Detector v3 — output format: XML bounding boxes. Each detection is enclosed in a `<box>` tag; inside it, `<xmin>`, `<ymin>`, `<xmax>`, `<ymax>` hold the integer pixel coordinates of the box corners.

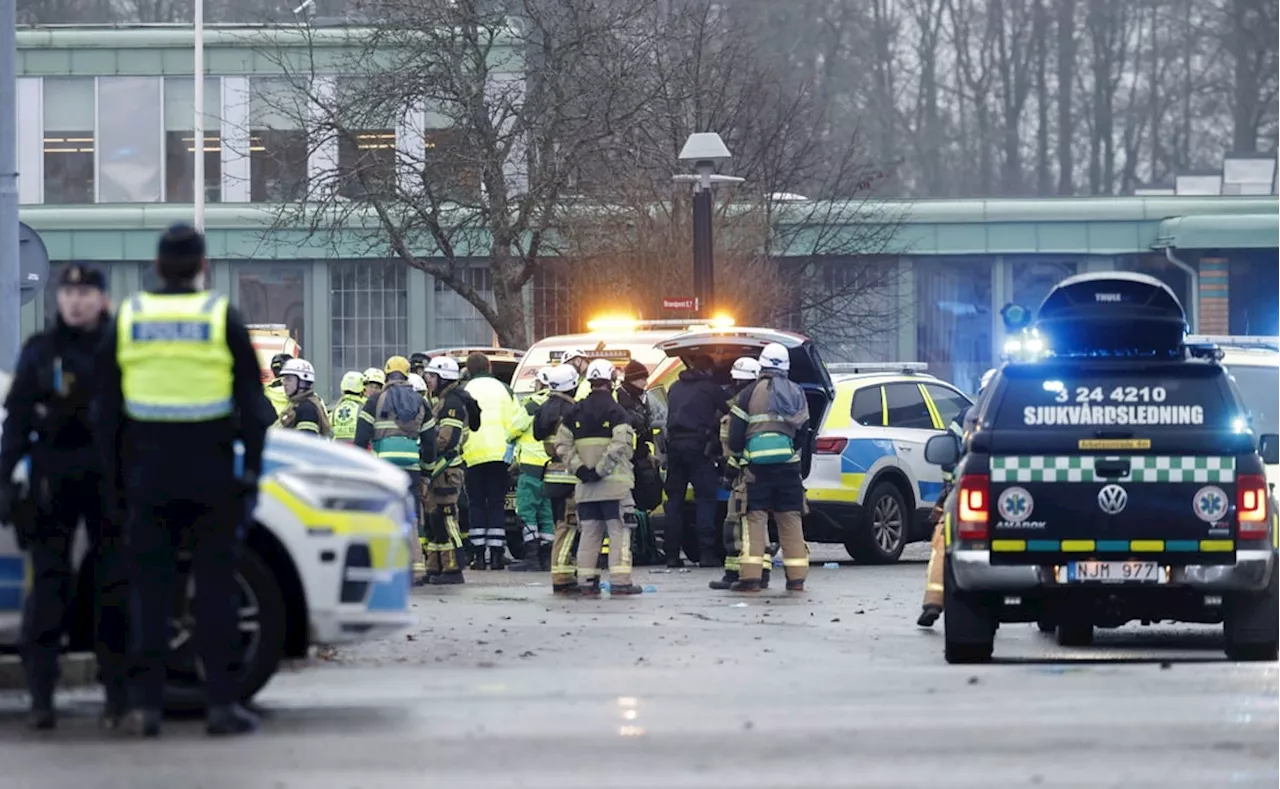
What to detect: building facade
<box><xmin>14</xmin><ymin>26</ymin><xmax>1279</xmax><ymax>397</ymax></box>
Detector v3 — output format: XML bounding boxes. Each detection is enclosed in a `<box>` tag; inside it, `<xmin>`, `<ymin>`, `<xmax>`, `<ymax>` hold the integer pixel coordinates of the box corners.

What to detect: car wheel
<box><xmin>1056</xmin><ymin>624</ymin><xmax>1094</xmax><ymax>647</ymax></box>
<box><xmin>845</xmin><ymin>482</ymin><xmax>907</xmax><ymax>564</ymax></box>
<box><xmin>943</xmin><ymin>557</ymin><xmax>994</xmax><ymax>664</ymax></box>
<box><xmin>163</xmin><ymin>546</ymin><xmax>287</xmax><ymax>712</ymax></box>
<box><xmin>1224</xmin><ymin>567</ymin><xmax>1279</xmax><ymax>662</ymax></box>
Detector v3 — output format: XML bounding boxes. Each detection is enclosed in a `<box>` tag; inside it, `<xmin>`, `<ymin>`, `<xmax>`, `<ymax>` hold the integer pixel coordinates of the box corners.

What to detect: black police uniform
<box><xmin>0</xmin><ymin>265</ymin><xmax>129</xmax><ymax>727</ymax></box>
<box><xmin>92</xmin><ymin>235</ymin><xmax>274</xmax><ymax>733</ymax></box>
<box><xmin>662</xmin><ymin>366</ymin><xmax>729</xmax><ymax>566</ymax></box>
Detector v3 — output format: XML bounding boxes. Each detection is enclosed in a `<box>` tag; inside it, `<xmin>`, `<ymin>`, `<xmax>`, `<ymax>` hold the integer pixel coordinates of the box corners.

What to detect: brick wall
<box><xmin>1198</xmin><ymin>257</ymin><xmax>1229</xmax><ymax>334</ymax></box>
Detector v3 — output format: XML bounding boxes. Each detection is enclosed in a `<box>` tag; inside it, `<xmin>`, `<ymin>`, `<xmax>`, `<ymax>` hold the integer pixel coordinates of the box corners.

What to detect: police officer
<box><xmin>330</xmin><ymin>371</ymin><xmax>366</xmax><ymax>443</ymax></box>
<box><xmin>726</xmin><ymin>343</ymin><xmax>811</xmax><ymax>593</ymax></box>
<box><xmin>93</xmin><ymin>224</ymin><xmax>274</xmax><ymax>737</ymax></box>
<box><xmin>554</xmin><ymin>360</ymin><xmax>642</xmax><ymax>596</ymax></box>
<box><xmin>355</xmin><ymin>356</ymin><xmax>432</xmax><ymax>566</ymax></box>
<box><xmin>507</xmin><ymin>368</ymin><xmax>555</xmax><ymax>572</ymax></box>
<box><xmin>421</xmin><ymin>356</ymin><xmax>472</xmax><ymax>585</ymax></box>
<box><xmin>710</xmin><ymin>357</ymin><xmax>770</xmax><ymax>591</ymax></box>
<box><xmin>534</xmin><ymin>364</ymin><xmax>582</xmax><ymax>594</ymax></box>
<box><xmin>409</xmin><ymin>351</ymin><xmax>430</xmax><ymax>378</ymax></box>
<box><xmin>277</xmin><ymin>358</ymin><xmax>332</xmax><ymax>437</ymax></box>
<box><xmin>462</xmin><ymin>353</ymin><xmax>520</xmax><ymax>570</ymax></box>
<box><xmin>0</xmin><ymin>264</ymin><xmax>129</xmax><ymax>730</ymax></box>
<box><xmin>663</xmin><ymin>354</ymin><xmax>729</xmax><ymax>567</ymax></box>
<box><xmin>263</xmin><ymin>353</ymin><xmax>292</xmax><ymax>418</ymax></box>
<box><xmin>918</xmin><ymin>368</ymin><xmax>996</xmax><ymax>627</ymax></box>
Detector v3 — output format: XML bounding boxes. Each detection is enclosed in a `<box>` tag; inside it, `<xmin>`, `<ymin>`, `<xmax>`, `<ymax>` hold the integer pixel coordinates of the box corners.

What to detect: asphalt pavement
<box><xmin>0</xmin><ymin>544</ymin><xmax>1276</xmax><ymax>789</ymax></box>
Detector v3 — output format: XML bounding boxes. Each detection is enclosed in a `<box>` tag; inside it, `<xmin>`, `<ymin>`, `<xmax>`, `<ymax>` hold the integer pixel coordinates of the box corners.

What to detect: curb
<box><xmin>0</xmin><ymin>654</ymin><xmax>98</xmax><ymax>691</ymax></box>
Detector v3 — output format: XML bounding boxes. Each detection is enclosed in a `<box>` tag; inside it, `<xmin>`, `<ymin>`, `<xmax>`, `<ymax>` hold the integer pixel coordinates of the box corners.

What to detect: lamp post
<box><xmin>673</xmin><ymin>133</ymin><xmax>742</xmax><ymax>318</ymax></box>
<box><xmin>0</xmin><ymin>0</ymin><xmax>18</xmax><ymax>367</ymax></box>
<box><xmin>193</xmin><ymin>0</ymin><xmax>205</xmax><ymax>231</ymax></box>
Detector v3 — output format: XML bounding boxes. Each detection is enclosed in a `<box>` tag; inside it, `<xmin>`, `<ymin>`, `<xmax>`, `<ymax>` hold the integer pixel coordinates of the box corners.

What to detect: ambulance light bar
<box><xmin>1185</xmin><ymin>335</ymin><xmax>1279</xmax><ymax>352</ymax></box>
<box><xmin>826</xmin><ymin>362</ymin><xmax>929</xmax><ymax>374</ymax></box>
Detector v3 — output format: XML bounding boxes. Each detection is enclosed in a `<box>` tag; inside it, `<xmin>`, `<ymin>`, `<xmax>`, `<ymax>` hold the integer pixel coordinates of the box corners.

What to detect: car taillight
<box><xmin>1237</xmin><ymin>474</ymin><xmax>1269</xmax><ymax>538</ymax></box>
<box><xmin>815</xmin><ymin>436</ymin><xmax>848</xmax><ymax>454</ymax></box>
<box><xmin>957</xmin><ymin>474</ymin><xmax>989</xmax><ymax>539</ymax></box>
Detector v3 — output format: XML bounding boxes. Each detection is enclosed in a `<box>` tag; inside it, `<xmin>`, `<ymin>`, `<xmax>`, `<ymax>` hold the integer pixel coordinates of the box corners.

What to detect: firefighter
<box><xmin>355</xmin><ymin>356</ymin><xmax>431</xmax><ymax>567</ymax></box>
<box><xmin>362</xmin><ymin>367</ymin><xmax>386</xmax><ymax>399</ymax></box>
<box><xmin>0</xmin><ymin>264</ymin><xmax>128</xmax><ymax>731</ymax></box>
<box><xmin>263</xmin><ymin>352</ymin><xmax>292</xmax><ymax>417</ymax></box>
<box><xmin>710</xmin><ymin>357</ymin><xmax>772</xmax><ymax>591</ymax></box>
<box><xmin>534</xmin><ymin>364</ymin><xmax>582</xmax><ymax>593</ymax></box>
<box><xmin>918</xmin><ymin>367</ymin><xmax>996</xmax><ymax>627</ymax></box>
<box><xmin>726</xmin><ymin>343</ymin><xmax>811</xmax><ymax>593</ymax></box>
<box><xmin>507</xmin><ymin>368</ymin><xmax>555</xmax><ymax>572</ymax></box>
<box><xmin>554</xmin><ymin>360</ymin><xmax>641</xmax><ymax>596</ymax></box>
<box><xmin>277</xmin><ymin>358</ymin><xmax>332</xmax><ymax>438</ymax></box>
<box><xmin>421</xmin><ymin>356</ymin><xmax>472</xmax><ymax>585</ymax></box>
<box><xmin>329</xmin><ymin>371</ymin><xmax>366</xmax><ymax>443</ymax></box>
<box><xmin>408</xmin><ymin>372</ymin><xmax>428</xmax><ymax>396</ymax></box>
<box><xmin>409</xmin><ymin>352</ymin><xmax>430</xmax><ymax>378</ymax></box>
<box><xmin>93</xmin><ymin>223</ymin><xmax>274</xmax><ymax>737</ymax></box>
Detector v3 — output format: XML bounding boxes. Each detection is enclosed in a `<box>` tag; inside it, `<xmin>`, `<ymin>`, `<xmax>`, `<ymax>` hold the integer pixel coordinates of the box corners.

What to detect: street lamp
<box><xmin>193</xmin><ymin>0</ymin><xmax>205</xmax><ymax>231</ymax></box>
<box><xmin>674</xmin><ymin>132</ymin><xmax>743</xmax><ymax>318</ymax></box>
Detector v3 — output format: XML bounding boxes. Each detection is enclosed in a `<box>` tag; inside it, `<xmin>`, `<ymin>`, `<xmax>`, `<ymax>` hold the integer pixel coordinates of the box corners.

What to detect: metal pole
<box><xmin>0</xmin><ymin>0</ymin><xmax>20</xmax><ymax>370</ymax></box>
<box><xmin>193</xmin><ymin>0</ymin><xmax>205</xmax><ymax>232</ymax></box>
<box><xmin>691</xmin><ymin>183</ymin><xmax>714</xmax><ymax>317</ymax></box>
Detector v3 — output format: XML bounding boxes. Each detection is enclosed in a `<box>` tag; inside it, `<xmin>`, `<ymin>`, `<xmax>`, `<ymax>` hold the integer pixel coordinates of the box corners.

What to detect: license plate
<box><xmin>1058</xmin><ymin>561</ymin><xmax>1168</xmax><ymax>584</ymax></box>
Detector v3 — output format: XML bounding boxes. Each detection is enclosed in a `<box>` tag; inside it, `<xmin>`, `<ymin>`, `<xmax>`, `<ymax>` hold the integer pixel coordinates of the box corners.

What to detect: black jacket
<box><xmin>0</xmin><ymin>315</ymin><xmax>108</xmax><ymax>482</ymax></box>
<box><xmin>617</xmin><ymin>382</ymin><xmax>652</xmax><ymax>461</ymax></box>
<box><xmin>92</xmin><ymin>285</ymin><xmax>274</xmax><ymax>501</ymax></box>
<box><xmin>664</xmin><ymin>369</ymin><xmax>728</xmax><ymax>451</ymax></box>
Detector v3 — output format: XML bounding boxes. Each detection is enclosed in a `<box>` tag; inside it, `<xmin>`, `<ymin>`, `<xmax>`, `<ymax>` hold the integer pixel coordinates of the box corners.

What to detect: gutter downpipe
<box><xmin>1164</xmin><ymin>246</ymin><xmax>1199</xmax><ymax>333</ymax></box>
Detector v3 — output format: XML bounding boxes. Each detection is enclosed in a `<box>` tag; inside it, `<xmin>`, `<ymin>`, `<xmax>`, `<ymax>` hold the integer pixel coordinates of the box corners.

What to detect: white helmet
<box><xmin>339</xmin><ymin>370</ymin><xmax>365</xmax><ymax>394</ymax></box>
<box><xmin>535</xmin><ymin>367</ymin><xmax>554</xmax><ymax>387</ymax></box>
<box><xmin>560</xmin><ymin>348</ymin><xmax>587</xmax><ymax>364</ymax></box>
<box><xmin>979</xmin><ymin>368</ymin><xmax>997</xmax><ymax>393</ymax></box>
<box><xmin>408</xmin><ymin>372</ymin><xmax>427</xmax><ymax>393</ymax></box>
<box><xmin>730</xmin><ymin>356</ymin><xmax>761</xmax><ymax>381</ymax></box>
<box><xmin>585</xmin><ymin>359</ymin><xmax>616</xmax><ymax>383</ymax></box>
<box><xmin>426</xmin><ymin>355</ymin><xmax>461</xmax><ymax>381</ymax></box>
<box><xmin>759</xmin><ymin>342</ymin><xmax>790</xmax><ymax>372</ymax></box>
<box><xmin>548</xmin><ymin>364</ymin><xmax>579</xmax><ymax>393</ymax></box>
<box><xmin>280</xmin><ymin>358</ymin><xmax>316</xmax><ymax>383</ymax></box>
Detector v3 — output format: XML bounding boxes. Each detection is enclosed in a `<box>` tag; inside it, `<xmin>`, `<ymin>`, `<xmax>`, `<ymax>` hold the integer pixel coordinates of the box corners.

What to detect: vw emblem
<box><xmin>1097</xmin><ymin>484</ymin><xmax>1128</xmax><ymax>515</ymax></box>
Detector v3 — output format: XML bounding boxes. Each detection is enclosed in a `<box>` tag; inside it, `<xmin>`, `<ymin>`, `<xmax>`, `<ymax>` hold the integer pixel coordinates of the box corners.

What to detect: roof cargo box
<box><xmin>1035</xmin><ymin>272</ymin><xmax>1187</xmax><ymax>358</ymax></box>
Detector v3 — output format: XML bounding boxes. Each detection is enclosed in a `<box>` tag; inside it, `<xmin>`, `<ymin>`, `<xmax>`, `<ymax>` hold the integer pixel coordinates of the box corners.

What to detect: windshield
<box><xmin>511</xmin><ymin>339</ymin><xmax>672</xmax><ymax>394</ymax></box>
<box><xmin>1230</xmin><ymin>365</ymin><xmax>1279</xmax><ymax>436</ymax></box>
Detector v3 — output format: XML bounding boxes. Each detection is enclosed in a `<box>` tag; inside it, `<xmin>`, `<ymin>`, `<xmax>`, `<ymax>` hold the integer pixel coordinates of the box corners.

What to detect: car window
<box><xmin>884</xmin><ymin>383</ymin><xmax>933</xmax><ymax>430</ymax></box>
<box><xmin>1229</xmin><ymin>365</ymin><xmax>1279</xmax><ymax>436</ymax></box>
<box><xmin>851</xmin><ymin>386</ymin><xmax>882</xmax><ymax>426</ymax></box>
<box><xmin>924</xmin><ymin>384</ymin><xmax>971</xmax><ymax>428</ymax></box>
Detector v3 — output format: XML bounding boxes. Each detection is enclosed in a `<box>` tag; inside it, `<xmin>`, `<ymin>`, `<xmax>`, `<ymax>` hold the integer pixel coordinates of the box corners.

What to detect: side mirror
<box><xmin>1260</xmin><ymin>433</ymin><xmax>1279</xmax><ymax>466</ymax></box>
<box><xmin>924</xmin><ymin>433</ymin><xmax>961</xmax><ymax>467</ymax></box>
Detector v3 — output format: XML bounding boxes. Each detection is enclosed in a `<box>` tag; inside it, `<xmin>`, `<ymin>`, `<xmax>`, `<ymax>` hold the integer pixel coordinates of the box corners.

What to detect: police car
<box><xmin>925</xmin><ymin>272</ymin><xmax>1278</xmax><ymax>664</ymax></box>
<box><xmin>1189</xmin><ymin>335</ymin><xmax>1279</xmax><ymax>491</ymax></box>
<box><xmin>804</xmin><ymin>363</ymin><xmax>972</xmax><ymax>563</ymax></box>
<box><xmin>0</xmin><ymin>369</ymin><xmax>416</xmax><ymax>707</ymax></box>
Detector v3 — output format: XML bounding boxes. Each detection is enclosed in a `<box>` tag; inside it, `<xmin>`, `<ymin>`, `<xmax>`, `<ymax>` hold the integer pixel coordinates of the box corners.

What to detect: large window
<box><xmin>97</xmin><ymin>77</ymin><xmax>162</xmax><ymax>203</ymax></box>
<box><xmin>43</xmin><ymin>78</ymin><xmax>95</xmax><ymax>204</ymax></box>
<box><xmin>916</xmin><ymin>257</ymin><xmax>993</xmax><ymax>394</ymax></box>
<box><xmin>422</xmin><ymin>127</ymin><xmax>479</xmax><ymax>201</ymax></box>
<box><xmin>236</xmin><ymin>264</ymin><xmax>307</xmax><ymax>353</ymax></box>
<box><xmin>249</xmin><ymin>78</ymin><xmax>308</xmax><ymax>202</ymax></box>
<box><xmin>331</xmin><ymin>260</ymin><xmax>409</xmax><ymax>376</ymax></box>
<box><xmin>164</xmin><ymin>77</ymin><xmax>221</xmax><ymax>203</ymax></box>
<box><xmin>1226</xmin><ymin>249</ymin><xmax>1279</xmax><ymax>336</ymax></box>
<box><xmin>337</xmin><ymin>79</ymin><xmax>396</xmax><ymax>200</ymax></box>
<box><xmin>435</xmin><ymin>267</ymin><xmax>494</xmax><ymax>347</ymax></box>
<box><xmin>531</xmin><ymin>265</ymin><xmax>574</xmax><ymax>340</ymax></box>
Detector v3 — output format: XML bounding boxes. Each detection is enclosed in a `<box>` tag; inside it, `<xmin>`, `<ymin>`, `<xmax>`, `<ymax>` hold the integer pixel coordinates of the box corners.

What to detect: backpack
<box><xmin>629</xmin><ymin>510</ymin><xmax>662</xmax><ymax>567</ymax></box>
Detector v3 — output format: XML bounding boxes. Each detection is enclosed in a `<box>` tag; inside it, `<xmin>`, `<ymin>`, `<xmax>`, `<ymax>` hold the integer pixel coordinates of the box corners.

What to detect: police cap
<box><xmin>58</xmin><ymin>264</ymin><xmax>107</xmax><ymax>291</ymax></box>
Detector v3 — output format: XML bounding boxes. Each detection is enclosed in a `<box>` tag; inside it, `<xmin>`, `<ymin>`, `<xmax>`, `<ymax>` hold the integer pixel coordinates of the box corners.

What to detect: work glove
<box><xmin>575</xmin><ymin>466</ymin><xmax>601</xmax><ymax>483</ymax></box>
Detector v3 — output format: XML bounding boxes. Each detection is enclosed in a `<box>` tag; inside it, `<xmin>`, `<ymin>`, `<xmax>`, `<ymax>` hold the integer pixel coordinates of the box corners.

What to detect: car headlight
<box><xmin>274</xmin><ymin>469</ymin><xmax>400</xmax><ymax>516</ymax></box>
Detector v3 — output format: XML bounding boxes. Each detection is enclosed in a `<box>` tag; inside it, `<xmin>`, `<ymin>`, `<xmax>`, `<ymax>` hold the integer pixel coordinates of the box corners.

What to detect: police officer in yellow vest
<box><xmin>329</xmin><ymin>370</ymin><xmax>366</xmax><ymax>443</ymax></box>
<box><xmin>277</xmin><ymin>358</ymin><xmax>331</xmax><ymax>437</ymax></box>
<box><xmin>506</xmin><ymin>368</ymin><xmax>555</xmax><ymax>572</ymax></box>
<box><xmin>93</xmin><ymin>224</ymin><xmax>274</xmax><ymax>737</ymax></box>
<box><xmin>726</xmin><ymin>343</ymin><xmax>812</xmax><ymax>593</ymax></box>
<box><xmin>263</xmin><ymin>353</ymin><xmax>291</xmax><ymax>418</ymax></box>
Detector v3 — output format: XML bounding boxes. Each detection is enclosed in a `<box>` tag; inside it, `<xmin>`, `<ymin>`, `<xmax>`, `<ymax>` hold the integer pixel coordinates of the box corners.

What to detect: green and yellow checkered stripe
<box><xmin>990</xmin><ymin>456</ymin><xmax>1235</xmax><ymax>484</ymax></box>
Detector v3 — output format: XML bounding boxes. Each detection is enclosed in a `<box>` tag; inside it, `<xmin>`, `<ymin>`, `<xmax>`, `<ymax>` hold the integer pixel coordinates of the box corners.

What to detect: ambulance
<box><xmin>248</xmin><ymin>323</ymin><xmax>301</xmax><ymax>383</ymax></box>
<box><xmin>0</xmin><ymin>370</ymin><xmax>416</xmax><ymax>709</ymax></box>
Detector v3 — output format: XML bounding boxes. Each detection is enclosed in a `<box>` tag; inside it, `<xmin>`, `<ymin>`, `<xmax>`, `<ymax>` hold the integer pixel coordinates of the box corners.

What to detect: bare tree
<box><xmin>1226</xmin><ymin>0</ymin><xmax>1280</xmax><ymax>152</ymax></box>
<box><xmin>1055</xmin><ymin>0</ymin><xmax>1078</xmax><ymax>194</ymax></box>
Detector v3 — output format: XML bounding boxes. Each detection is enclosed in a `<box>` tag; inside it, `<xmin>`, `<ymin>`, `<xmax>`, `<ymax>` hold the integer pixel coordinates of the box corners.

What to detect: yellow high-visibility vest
<box><xmin>117</xmin><ymin>291</ymin><xmax>234</xmax><ymax>422</ymax></box>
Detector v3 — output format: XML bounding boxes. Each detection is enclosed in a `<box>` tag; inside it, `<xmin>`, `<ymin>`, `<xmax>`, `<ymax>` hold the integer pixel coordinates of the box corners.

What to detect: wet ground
<box><xmin>1</xmin><ymin>544</ymin><xmax>1276</xmax><ymax>788</ymax></box>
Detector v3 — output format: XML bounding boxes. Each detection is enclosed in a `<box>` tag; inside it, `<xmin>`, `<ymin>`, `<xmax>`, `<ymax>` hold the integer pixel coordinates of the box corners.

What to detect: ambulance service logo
<box><xmin>997</xmin><ymin>487</ymin><xmax>1033</xmax><ymax>523</ymax></box>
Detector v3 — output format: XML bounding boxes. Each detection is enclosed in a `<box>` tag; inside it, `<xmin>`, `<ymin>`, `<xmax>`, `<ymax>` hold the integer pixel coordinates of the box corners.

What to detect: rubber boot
<box><xmin>468</xmin><ymin>545</ymin><xmax>486</xmax><ymax>571</ymax></box>
<box><xmin>488</xmin><ymin>546</ymin><xmax>506</xmax><ymax>571</ymax></box>
<box><xmin>917</xmin><ymin>604</ymin><xmax>942</xmax><ymax>627</ymax></box>
<box><xmin>785</xmin><ymin>579</ymin><xmax>805</xmax><ymax>592</ymax></box>
<box><xmin>760</xmin><ymin>567</ymin><xmax>771</xmax><ymax>589</ymax></box>
<box><xmin>507</xmin><ymin>541</ymin><xmax>542</xmax><ymax>572</ymax></box>
<box><xmin>538</xmin><ymin>542</ymin><xmax>552</xmax><ymax>571</ymax></box>
<box><xmin>578</xmin><ymin>578</ymin><xmax>602</xmax><ymax>597</ymax></box>
<box><xmin>553</xmin><ymin>582</ymin><xmax>580</xmax><ymax>595</ymax></box>
<box><xmin>709</xmin><ymin>569</ymin><xmax>739</xmax><ymax>590</ymax></box>
<box><xmin>730</xmin><ymin>578</ymin><xmax>762</xmax><ymax>593</ymax></box>
<box><xmin>430</xmin><ymin>571</ymin><xmax>465</xmax><ymax>585</ymax></box>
